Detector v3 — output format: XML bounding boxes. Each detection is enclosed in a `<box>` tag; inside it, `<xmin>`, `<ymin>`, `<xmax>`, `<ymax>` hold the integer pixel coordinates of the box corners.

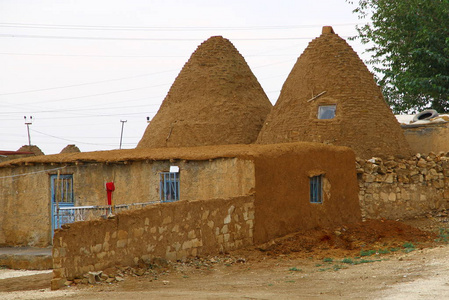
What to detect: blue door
<box><xmin>51</xmin><ymin>174</ymin><xmax>75</xmax><ymax>239</ymax></box>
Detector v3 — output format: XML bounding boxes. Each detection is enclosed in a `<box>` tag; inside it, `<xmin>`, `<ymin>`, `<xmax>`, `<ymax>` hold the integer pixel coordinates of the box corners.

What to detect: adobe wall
<box><xmin>357</xmin><ymin>153</ymin><xmax>449</xmax><ymax>220</ymax></box>
<box><xmin>52</xmin><ymin>196</ymin><xmax>255</xmax><ymax>284</ymax></box>
<box><xmin>0</xmin><ymin>165</ymin><xmax>51</xmax><ymax>247</ymax></box>
<box><xmin>0</xmin><ymin>158</ymin><xmax>254</xmax><ymax>246</ymax></box>
<box><xmin>253</xmin><ymin>145</ymin><xmax>361</xmax><ymax>244</ymax></box>
<box><xmin>402</xmin><ymin>124</ymin><xmax>449</xmax><ymax>155</ymax></box>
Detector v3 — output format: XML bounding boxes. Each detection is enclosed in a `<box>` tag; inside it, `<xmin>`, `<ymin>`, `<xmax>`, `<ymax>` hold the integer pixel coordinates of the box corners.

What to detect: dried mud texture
<box><xmin>17</xmin><ymin>145</ymin><xmax>44</xmax><ymax>156</ymax></box>
<box><xmin>59</xmin><ymin>144</ymin><xmax>80</xmax><ymax>154</ymax></box>
<box><xmin>0</xmin><ymin>142</ymin><xmax>345</xmax><ymax>167</ymax></box>
<box><xmin>257</xmin><ymin>29</ymin><xmax>411</xmax><ymax>159</ymax></box>
<box><xmin>256</xmin><ymin>219</ymin><xmax>437</xmax><ymax>259</ymax></box>
<box><xmin>137</xmin><ymin>36</ymin><xmax>272</xmax><ymax>149</ymax></box>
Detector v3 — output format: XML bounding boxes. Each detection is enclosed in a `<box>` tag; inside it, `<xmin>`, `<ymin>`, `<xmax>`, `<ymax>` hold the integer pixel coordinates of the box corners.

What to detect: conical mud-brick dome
<box><xmin>137</xmin><ymin>36</ymin><xmax>272</xmax><ymax>149</ymax></box>
<box><xmin>60</xmin><ymin>144</ymin><xmax>81</xmax><ymax>154</ymax></box>
<box><xmin>257</xmin><ymin>26</ymin><xmax>411</xmax><ymax>158</ymax></box>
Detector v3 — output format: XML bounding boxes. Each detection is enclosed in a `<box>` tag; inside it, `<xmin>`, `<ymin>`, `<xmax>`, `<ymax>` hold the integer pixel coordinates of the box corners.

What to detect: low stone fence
<box><xmin>52</xmin><ymin>196</ymin><xmax>254</xmax><ymax>286</ymax></box>
<box><xmin>357</xmin><ymin>153</ymin><xmax>449</xmax><ymax>220</ymax></box>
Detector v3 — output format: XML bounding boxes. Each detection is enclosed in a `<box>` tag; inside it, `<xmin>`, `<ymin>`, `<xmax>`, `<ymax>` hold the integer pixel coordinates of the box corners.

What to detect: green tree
<box><xmin>348</xmin><ymin>0</ymin><xmax>449</xmax><ymax>113</ymax></box>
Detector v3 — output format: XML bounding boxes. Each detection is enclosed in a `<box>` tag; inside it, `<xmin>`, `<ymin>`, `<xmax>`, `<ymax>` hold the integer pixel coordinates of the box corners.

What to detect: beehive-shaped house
<box><xmin>137</xmin><ymin>36</ymin><xmax>272</xmax><ymax>148</ymax></box>
<box><xmin>257</xmin><ymin>27</ymin><xmax>411</xmax><ymax>158</ymax></box>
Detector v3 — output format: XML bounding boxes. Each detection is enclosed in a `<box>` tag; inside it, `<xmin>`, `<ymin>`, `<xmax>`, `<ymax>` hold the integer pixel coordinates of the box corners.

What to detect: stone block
<box><xmin>133</xmin><ymin>228</ymin><xmax>144</xmax><ymax>238</ymax></box>
<box><xmin>188</xmin><ymin>230</ymin><xmax>196</xmax><ymax>239</ymax></box>
<box><xmin>201</xmin><ymin>211</ymin><xmax>210</xmax><ymax>220</ymax></box>
<box><xmin>207</xmin><ymin>220</ymin><xmax>214</xmax><ymax>228</ymax></box>
<box><xmin>388</xmin><ymin>193</ymin><xmax>396</xmax><ymax>202</ymax></box>
<box><xmin>51</xmin><ymin>278</ymin><xmax>65</xmax><ymax>290</ymax></box>
<box><xmin>224</xmin><ymin>233</ymin><xmax>230</xmax><ymax>243</ymax></box>
<box><xmin>116</xmin><ymin>239</ymin><xmax>127</xmax><ymax>248</ymax></box>
<box><xmin>224</xmin><ymin>215</ymin><xmax>231</xmax><ymax>224</ymax></box>
<box><xmin>182</xmin><ymin>240</ymin><xmax>193</xmax><ymax>250</ymax></box>
<box><xmin>162</xmin><ymin>216</ymin><xmax>172</xmax><ymax>225</ymax></box>
<box><xmin>91</xmin><ymin>244</ymin><xmax>102</xmax><ymax>253</ymax></box>
<box><xmin>221</xmin><ymin>225</ymin><xmax>229</xmax><ymax>234</ymax></box>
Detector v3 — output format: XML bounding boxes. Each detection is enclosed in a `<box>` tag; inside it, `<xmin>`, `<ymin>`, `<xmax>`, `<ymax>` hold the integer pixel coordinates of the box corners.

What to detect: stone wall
<box><xmin>52</xmin><ymin>196</ymin><xmax>254</xmax><ymax>285</ymax></box>
<box><xmin>357</xmin><ymin>153</ymin><xmax>449</xmax><ymax>220</ymax></box>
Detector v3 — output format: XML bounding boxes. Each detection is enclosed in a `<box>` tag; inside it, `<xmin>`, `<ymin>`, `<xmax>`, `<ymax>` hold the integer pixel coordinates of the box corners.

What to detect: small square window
<box><xmin>318</xmin><ymin>105</ymin><xmax>336</xmax><ymax>119</ymax></box>
<box><xmin>310</xmin><ymin>175</ymin><xmax>323</xmax><ymax>203</ymax></box>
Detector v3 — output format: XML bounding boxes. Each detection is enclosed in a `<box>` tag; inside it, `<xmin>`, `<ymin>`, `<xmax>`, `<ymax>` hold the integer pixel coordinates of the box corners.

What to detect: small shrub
<box><xmin>323</xmin><ymin>257</ymin><xmax>333</xmax><ymax>263</ymax></box>
<box><xmin>318</xmin><ymin>268</ymin><xmax>331</xmax><ymax>272</ymax></box>
<box><xmin>360</xmin><ymin>249</ymin><xmax>377</xmax><ymax>257</ymax></box>
<box><xmin>332</xmin><ymin>264</ymin><xmax>343</xmax><ymax>271</ymax></box>
<box><xmin>436</xmin><ymin>228</ymin><xmax>449</xmax><ymax>243</ymax></box>
<box><xmin>289</xmin><ymin>267</ymin><xmax>302</xmax><ymax>272</ymax></box>
<box><xmin>403</xmin><ymin>242</ymin><xmax>415</xmax><ymax>249</ymax></box>
<box><xmin>341</xmin><ymin>258</ymin><xmax>354</xmax><ymax>264</ymax></box>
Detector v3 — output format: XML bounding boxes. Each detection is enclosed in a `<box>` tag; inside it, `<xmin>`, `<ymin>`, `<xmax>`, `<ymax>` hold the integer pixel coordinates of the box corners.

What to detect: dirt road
<box><xmin>1</xmin><ymin>245</ymin><xmax>448</xmax><ymax>299</ymax></box>
<box><xmin>2</xmin><ymin>218</ymin><xmax>449</xmax><ymax>299</ymax></box>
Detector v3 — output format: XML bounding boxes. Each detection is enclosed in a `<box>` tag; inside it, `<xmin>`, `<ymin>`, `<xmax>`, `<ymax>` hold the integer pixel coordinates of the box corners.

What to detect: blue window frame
<box><xmin>310</xmin><ymin>175</ymin><xmax>323</xmax><ymax>203</ymax></box>
<box><xmin>160</xmin><ymin>172</ymin><xmax>180</xmax><ymax>202</ymax></box>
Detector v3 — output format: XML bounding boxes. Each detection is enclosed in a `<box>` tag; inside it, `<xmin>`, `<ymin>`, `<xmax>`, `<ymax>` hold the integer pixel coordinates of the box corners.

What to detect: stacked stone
<box><xmin>357</xmin><ymin>152</ymin><xmax>449</xmax><ymax>220</ymax></box>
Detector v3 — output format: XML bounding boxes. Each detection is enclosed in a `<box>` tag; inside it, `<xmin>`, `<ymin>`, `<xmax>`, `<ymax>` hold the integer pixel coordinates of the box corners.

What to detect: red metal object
<box><xmin>105</xmin><ymin>182</ymin><xmax>115</xmax><ymax>205</ymax></box>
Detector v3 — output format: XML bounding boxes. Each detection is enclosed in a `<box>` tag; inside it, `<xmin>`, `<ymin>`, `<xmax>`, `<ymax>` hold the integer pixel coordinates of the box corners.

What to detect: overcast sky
<box><xmin>0</xmin><ymin>0</ymin><xmax>369</xmax><ymax>154</ymax></box>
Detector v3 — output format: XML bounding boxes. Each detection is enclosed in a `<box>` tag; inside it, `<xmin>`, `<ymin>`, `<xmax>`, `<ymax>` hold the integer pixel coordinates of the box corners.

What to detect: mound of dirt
<box><xmin>253</xmin><ymin>219</ymin><xmax>437</xmax><ymax>259</ymax></box>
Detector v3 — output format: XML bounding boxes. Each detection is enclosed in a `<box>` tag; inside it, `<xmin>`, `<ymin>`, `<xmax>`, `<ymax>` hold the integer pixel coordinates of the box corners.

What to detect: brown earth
<box><xmin>2</xmin><ymin>217</ymin><xmax>449</xmax><ymax>299</ymax></box>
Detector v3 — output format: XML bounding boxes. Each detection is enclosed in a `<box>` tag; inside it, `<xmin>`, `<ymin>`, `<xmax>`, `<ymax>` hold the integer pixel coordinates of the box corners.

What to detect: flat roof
<box><xmin>0</xmin><ymin>142</ymin><xmax>353</xmax><ymax>167</ymax></box>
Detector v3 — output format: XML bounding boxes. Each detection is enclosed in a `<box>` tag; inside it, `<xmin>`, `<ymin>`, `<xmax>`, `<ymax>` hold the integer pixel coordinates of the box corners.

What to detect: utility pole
<box><xmin>119</xmin><ymin>120</ymin><xmax>127</xmax><ymax>149</ymax></box>
<box><xmin>24</xmin><ymin>116</ymin><xmax>33</xmax><ymax>146</ymax></box>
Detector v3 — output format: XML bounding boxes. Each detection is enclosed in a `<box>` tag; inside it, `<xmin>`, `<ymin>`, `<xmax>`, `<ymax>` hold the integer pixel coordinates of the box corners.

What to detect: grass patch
<box><xmin>435</xmin><ymin>228</ymin><xmax>449</xmax><ymax>243</ymax></box>
<box><xmin>288</xmin><ymin>267</ymin><xmax>302</xmax><ymax>272</ymax></box>
<box><xmin>402</xmin><ymin>242</ymin><xmax>416</xmax><ymax>253</ymax></box>
<box><xmin>332</xmin><ymin>264</ymin><xmax>344</xmax><ymax>271</ymax></box>
<box><xmin>323</xmin><ymin>257</ymin><xmax>333</xmax><ymax>263</ymax></box>
<box><xmin>341</xmin><ymin>258</ymin><xmax>353</xmax><ymax>264</ymax></box>
<box><xmin>360</xmin><ymin>249</ymin><xmax>377</xmax><ymax>257</ymax></box>
<box><xmin>318</xmin><ymin>267</ymin><xmax>331</xmax><ymax>272</ymax></box>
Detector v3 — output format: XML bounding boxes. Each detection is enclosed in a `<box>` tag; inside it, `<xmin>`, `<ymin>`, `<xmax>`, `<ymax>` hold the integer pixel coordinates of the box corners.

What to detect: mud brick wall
<box><xmin>52</xmin><ymin>196</ymin><xmax>254</xmax><ymax>282</ymax></box>
<box><xmin>357</xmin><ymin>153</ymin><xmax>449</xmax><ymax>220</ymax></box>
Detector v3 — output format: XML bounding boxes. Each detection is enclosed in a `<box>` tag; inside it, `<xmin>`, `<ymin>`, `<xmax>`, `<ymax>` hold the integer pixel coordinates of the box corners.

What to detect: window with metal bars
<box><xmin>310</xmin><ymin>175</ymin><xmax>323</xmax><ymax>203</ymax></box>
<box><xmin>160</xmin><ymin>172</ymin><xmax>180</xmax><ymax>202</ymax></box>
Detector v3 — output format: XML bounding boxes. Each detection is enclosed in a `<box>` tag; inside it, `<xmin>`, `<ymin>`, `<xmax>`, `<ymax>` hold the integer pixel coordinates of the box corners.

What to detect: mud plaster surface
<box><xmin>137</xmin><ymin>36</ymin><xmax>272</xmax><ymax>149</ymax></box>
<box><xmin>257</xmin><ymin>31</ymin><xmax>411</xmax><ymax>159</ymax></box>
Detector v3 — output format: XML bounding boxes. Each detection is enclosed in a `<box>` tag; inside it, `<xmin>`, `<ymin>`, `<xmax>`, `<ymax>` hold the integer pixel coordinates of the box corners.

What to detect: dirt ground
<box><xmin>2</xmin><ymin>216</ymin><xmax>449</xmax><ymax>299</ymax></box>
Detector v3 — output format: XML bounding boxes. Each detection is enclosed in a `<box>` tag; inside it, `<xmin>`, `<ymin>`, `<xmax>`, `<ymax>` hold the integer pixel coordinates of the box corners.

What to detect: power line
<box><xmin>0</xmin><ymin>70</ymin><xmax>178</xmax><ymax>96</ymax></box>
<box><xmin>30</xmin><ymin>128</ymin><xmax>129</xmax><ymax>146</ymax></box>
<box><xmin>3</xmin><ymin>83</ymin><xmax>170</xmax><ymax>105</ymax></box>
<box><xmin>0</xmin><ymin>22</ymin><xmax>361</xmax><ymax>31</ymax></box>
<box><xmin>0</xmin><ymin>51</ymin><xmax>296</xmax><ymax>58</ymax></box>
<box><xmin>0</xmin><ymin>33</ymin><xmax>323</xmax><ymax>41</ymax></box>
